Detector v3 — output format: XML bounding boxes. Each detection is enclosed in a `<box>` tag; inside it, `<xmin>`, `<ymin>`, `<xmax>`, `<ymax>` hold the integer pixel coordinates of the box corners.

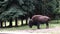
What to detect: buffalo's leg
<box><xmin>46</xmin><ymin>22</ymin><xmax>49</xmax><ymax>29</ymax></box>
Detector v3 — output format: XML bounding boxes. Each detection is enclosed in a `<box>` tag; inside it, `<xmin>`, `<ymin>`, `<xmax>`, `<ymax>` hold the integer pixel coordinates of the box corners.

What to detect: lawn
<box><xmin>0</xmin><ymin>23</ymin><xmax>60</xmax><ymax>31</ymax></box>
<box><xmin>0</xmin><ymin>20</ymin><xmax>60</xmax><ymax>31</ymax></box>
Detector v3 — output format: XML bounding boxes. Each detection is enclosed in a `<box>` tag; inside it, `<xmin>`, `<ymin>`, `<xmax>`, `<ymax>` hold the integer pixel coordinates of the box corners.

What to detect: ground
<box><xmin>0</xmin><ymin>26</ymin><xmax>60</xmax><ymax>34</ymax></box>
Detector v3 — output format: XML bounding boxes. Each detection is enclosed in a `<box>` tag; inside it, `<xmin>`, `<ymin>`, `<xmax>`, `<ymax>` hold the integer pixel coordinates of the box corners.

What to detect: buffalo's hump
<box><xmin>31</xmin><ymin>15</ymin><xmax>50</xmax><ymax>22</ymax></box>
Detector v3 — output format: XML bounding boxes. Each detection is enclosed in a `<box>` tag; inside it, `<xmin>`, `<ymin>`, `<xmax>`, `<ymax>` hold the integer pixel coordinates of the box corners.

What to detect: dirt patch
<box><xmin>0</xmin><ymin>26</ymin><xmax>60</xmax><ymax>34</ymax></box>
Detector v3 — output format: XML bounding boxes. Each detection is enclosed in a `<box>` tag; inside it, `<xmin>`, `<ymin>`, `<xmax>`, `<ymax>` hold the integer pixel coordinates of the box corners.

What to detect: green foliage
<box><xmin>0</xmin><ymin>0</ymin><xmax>59</xmax><ymax>20</ymax></box>
<box><xmin>0</xmin><ymin>0</ymin><xmax>35</xmax><ymax>20</ymax></box>
<box><xmin>41</xmin><ymin>0</ymin><xmax>59</xmax><ymax>15</ymax></box>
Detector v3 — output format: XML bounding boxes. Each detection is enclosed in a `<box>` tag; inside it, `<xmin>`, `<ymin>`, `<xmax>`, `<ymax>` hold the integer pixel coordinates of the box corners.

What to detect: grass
<box><xmin>0</xmin><ymin>23</ymin><xmax>60</xmax><ymax>31</ymax></box>
<box><xmin>49</xmin><ymin>20</ymin><xmax>60</xmax><ymax>24</ymax></box>
<box><xmin>0</xmin><ymin>20</ymin><xmax>60</xmax><ymax>31</ymax></box>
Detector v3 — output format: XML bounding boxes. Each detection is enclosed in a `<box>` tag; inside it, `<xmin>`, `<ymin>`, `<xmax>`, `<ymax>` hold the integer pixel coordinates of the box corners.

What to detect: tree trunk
<box><xmin>15</xmin><ymin>17</ymin><xmax>18</xmax><ymax>26</ymax></box>
<box><xmin>5</xmin><ymin>20</ymin><xmax>6</xmax><ymax>27</ymax></box>
<box><xmin>25</xmin><ymin>18</ymin><xmax>28</xmax><ymax>25</ymax></box>
<box><xmin>9</xmin><ymin>18</ymin><xmax>12</xmax><ymax>27</ymax></box>
<box><xmin>0</xmin><ymin>21</ymin><xmax>3</xmax><ymax>28</ymax></box>
<box><xmin>21</xmin><ymin>19</ymin><xmax>23</xmax><ymax>26</ymax></box>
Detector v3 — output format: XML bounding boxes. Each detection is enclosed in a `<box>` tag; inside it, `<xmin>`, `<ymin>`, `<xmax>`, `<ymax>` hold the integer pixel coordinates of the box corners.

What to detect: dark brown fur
<box><xmin>28</xmin><ymin>15</ymin><xmax>51</xmax><ymax>29</ymax></box>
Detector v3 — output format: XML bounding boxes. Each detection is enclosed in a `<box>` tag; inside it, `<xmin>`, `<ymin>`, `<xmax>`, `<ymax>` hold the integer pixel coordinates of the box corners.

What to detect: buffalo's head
<box><xmin>28</xmin><ymin>19</ymin><xmax>33</xmax><ymax>28</ymax></box>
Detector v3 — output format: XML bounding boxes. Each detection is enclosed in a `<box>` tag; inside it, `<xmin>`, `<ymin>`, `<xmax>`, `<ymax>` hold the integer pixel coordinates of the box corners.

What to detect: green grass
<box><xmin>0</xmin><ymin>23</ymin><xmax>60</xmax><ymax>31</ymax></box>
<box><xmin>49</xmin><ymin>20</ymin><xmax>60</xmax><ymax>24</ymax></box>
<box><xmin>0</xmin><ymin>20</ymin><xmax>60</xmax><ymax>31</ymax></box>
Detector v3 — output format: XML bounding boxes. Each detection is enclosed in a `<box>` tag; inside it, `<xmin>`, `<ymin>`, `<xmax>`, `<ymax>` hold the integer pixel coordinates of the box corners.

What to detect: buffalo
<box><xmin>28</xmin><ymin>15</ymin><xmax>51</xmax><ymax>29</ymax></box>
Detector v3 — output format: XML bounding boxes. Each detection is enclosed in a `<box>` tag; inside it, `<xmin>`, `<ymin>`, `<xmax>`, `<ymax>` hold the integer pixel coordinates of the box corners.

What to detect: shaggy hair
<box><xmin>28</xmin><ymin>15</ymin><xmax>51</xmax><ymax>29</ymax></box>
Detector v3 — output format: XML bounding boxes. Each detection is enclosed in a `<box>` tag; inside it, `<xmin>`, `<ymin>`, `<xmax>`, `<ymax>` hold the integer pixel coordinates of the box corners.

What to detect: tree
<box><xmin>0</xmin><ymin>0</ymin><xmax>59</xmax><ymax>27</ymax></box>
<box><xmin>39</xmin><ymin>0</ymin><xmax>59</xmax><ymax>19</ymax></box>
